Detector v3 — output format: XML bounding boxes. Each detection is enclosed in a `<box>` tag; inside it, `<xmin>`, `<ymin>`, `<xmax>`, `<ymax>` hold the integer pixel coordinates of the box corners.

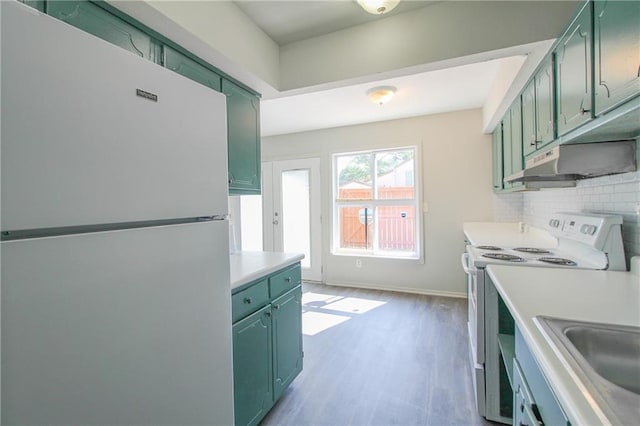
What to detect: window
<box><xmin>332</xmin><ymin>147</ymin><xmax>420</xmax><ymax>259</ymax></box>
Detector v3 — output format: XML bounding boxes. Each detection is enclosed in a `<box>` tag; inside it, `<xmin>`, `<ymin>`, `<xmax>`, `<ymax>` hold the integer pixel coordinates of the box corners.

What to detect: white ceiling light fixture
<box><xmin>367</xmin><ymin>86</ymin><xmax>397</xmax><ymax>105</ymax></box>
<box><xmin>357</xmin><ymin>0</ymin><xmax>400</xmax><ymax>15</ymax></box>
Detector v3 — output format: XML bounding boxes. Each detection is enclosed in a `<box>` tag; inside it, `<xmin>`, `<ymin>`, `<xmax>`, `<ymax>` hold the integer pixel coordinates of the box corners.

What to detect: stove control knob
<box><xmin>581</xmin><ymin>224</ymin><xmax>590</xmax><ymax>234</ymax></box>
<box><xmin>589</xmin><ymin>225</ymin><xmax>598</xmax><ymax>235</ymax></box>
<box><xmin>549</xmin><ymin>219</ymin><xmax>555</xmax><ymax>227</ymax></box>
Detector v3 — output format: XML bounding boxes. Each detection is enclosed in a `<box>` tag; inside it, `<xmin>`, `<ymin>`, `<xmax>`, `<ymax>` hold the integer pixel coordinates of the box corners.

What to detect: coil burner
<box><xmin>513</xmin><ymin>247</ymin><xmax>552</xmax><ymax>254</ymax></box>
<box><xmin>476</xmin><ymin>245</ymin><xmax>503</xmax><ymax>251</ymax></box>
<box><xmin>538</xmin><ymin>257</ymin><xmax>578</xmax><ymax>266</ymax></box>
<box><xmin>482</xmin><ymin>253</ymin><xmax>525</xmax><ymax>262</ymax></box>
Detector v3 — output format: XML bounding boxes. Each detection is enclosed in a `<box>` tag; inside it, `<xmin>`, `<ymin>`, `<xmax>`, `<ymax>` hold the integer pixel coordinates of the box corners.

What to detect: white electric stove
<box><xmin>461</xmin><ymin>212</ymin><xmax>627</xmax><ymax>423</ymax></box>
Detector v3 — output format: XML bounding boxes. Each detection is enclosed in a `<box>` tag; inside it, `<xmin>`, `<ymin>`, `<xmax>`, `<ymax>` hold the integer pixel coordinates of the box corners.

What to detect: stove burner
<box><xmin>476</xmin><ymin>245</ymin><xmax>503</xmax><ymax>251</ymax></box>
<box><xmin>538</xmin><ymin>257</ymin><xmax>578</xmax><ymax>266</ymax></box>
<box><xmin>482</xmin><ymin>253</ymin><xmax>525</xmax><ymax>262</ymax></box>
<box><xmin>513</xmin><ymin>247</ymin><xmax>552</xmax><ymax>254</ymax></box>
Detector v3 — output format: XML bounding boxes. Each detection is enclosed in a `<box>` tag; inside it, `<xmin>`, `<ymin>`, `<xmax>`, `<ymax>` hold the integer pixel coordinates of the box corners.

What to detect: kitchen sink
<box><xmin>536</xmin><ymin>316</ymin><xmax>640</xmax><ymax>425</ymax></box>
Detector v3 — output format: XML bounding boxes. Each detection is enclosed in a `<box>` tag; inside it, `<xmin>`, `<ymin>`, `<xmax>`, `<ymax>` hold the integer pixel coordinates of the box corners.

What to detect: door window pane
<box><xmin>240</xmin><ymin>195</ymin><xmax>263</xmax><ymax>251</ymax></box>
<box><xmin>282</xmin><ymin>170</ymin><xmax>311</xmax><ymax>268</ymax></box>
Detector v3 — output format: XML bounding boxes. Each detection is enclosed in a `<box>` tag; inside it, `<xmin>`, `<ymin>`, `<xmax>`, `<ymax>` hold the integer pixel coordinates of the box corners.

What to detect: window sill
<box><xmin>332</xmin><ymin>249</ymin><xmax>422</xmax><ymax>262</ymax></box>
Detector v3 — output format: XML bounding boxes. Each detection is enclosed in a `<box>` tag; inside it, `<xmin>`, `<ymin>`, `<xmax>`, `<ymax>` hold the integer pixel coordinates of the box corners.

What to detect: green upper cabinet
<box><xmin>233</xmin><ymin>305</ymin><xmax>274</xmax><ymax>426</ymax></box>
<box><xmin>223</xmin><ymin>78</ymin><xmax>261</xmax><ymax>195</ymax></box>
<box><xmin>593</xmin><ymin>0</ymin><xmax>640</xmax><ymax>115</ymax></box>
<box><xmin>534</xmin><ymin>58</ymin><xmax>556</xmax><ymax>149</ymax></box>
<box><xmin>555</xmin><ymin>2</ymin><xmax>593</xmax><ymax>136</ymax></box>
<box><xmin>522</xmin><ymin>59</ymin><xmax>556</xmax><ymax>157</ymax></box>
<box><xmin>47</xmin><ymin>1</ymin><xmax>161</xmax><ymax>63</ymax></box>
<box><xmin>164</xmin><ymin>46</ymin><xmax>221</xmax><ymax>92</ymax></box>
<box><xmin>492</xmin><ymin>126</ymin><xmax>504</xmax><ymax>191</ymax></box>
<box><xmin>18</xmin><ymin>0</ymin><xmax>45</xmax><ymax>12</ymax></box>
<box><xmin>271</xmin><ymin>286</ymin><xmax>303</xmax><ymax>401</ymax></box>
<box><xmin>502</xmin><ymin>97</ymin><xmax>524</xmax><ymax>190</ymax></box>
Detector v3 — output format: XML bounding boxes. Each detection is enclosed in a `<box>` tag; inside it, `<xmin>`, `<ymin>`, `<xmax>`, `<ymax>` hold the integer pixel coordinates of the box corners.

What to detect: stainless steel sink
<box><xmin>536</xmin><ymin>316</ymin><xmax>640</xmax><ymax>425</ymax></box>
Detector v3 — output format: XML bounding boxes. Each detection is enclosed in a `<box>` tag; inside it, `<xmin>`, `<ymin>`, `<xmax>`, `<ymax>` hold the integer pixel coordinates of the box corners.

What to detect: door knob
<box><xmin>273</xmin><ymin>220</ymin><xmax>279</xmax><ymax>225</ymax></box>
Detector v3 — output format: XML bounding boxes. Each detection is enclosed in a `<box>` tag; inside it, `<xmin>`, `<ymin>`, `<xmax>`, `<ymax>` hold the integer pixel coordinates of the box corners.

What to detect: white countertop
<box><xmin>230</xmin><ymin>251</ymin><xmax>305</xmax><ymax>291</ymax></box>
<box><xmin>463</xmin><ymin>222</ymin><xmax>557</xmax><ymax>248</ymax></box>
<box><xmin>486</xmin><ymin>263</ymin><xmax>640</xmax><ymax>425</ymax></box>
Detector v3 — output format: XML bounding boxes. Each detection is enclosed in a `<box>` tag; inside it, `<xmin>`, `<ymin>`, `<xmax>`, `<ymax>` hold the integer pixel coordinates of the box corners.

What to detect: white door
<box><xmin>263</xmin><ymin>158</ymin><xmax>322</xmax><ymax>282</ymax></box>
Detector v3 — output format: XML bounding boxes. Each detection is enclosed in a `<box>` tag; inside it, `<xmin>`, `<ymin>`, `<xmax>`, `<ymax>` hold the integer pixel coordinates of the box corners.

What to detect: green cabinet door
<box><xmin>522</xmin><ymin>80</ymin><xmax>537</xmax><ymax>157</ymax></box>
<box><xmin>594</xmin><ymin>0</ymin><xmax>640</xmax><ymax>115</ymax></box>
<box><xmin>508</xmin><ymin>97</ymin><xmax>524</xmax><ymax>190</ymax></box>
<box><xmin>271</xmin><ymin>286</ymin><xmax>303</xmax><ymax>400</ymax></box>
<box><xmin>233</xmin><ymin>305</ymin><xmax>274</xmax><ymax>426</ymax></box>
<box><xmin>47</xmin><ymin>1</ymin><xmax>161</xmax><ymax>63</ymax></box>
<box><xmin>492</xmin><ymin>126</ymin><xmax>504</xmax><ymax>191</ymax></box>
<box><xmin>502</xmin><ymin>114</ymin><xmax>513</xmax><ymax>190</ymax></box>
<box><xmin>556</xmin><ymin>2</ymin><xmax>593</xmax><ymax>136</ymax></box>
<box><xmin>223</xmin><ymin>78</ymin><xmax>261</xmax><ymax>195</ymax></box>
<box><xmin>164</xmin><ymin>46</ymin><xmax>221</xmax><ymax>91</ymax></box>
<box><xmin>18</xmin><ymin>0</ymin><xmax>45</xmax><ymax>12</ymax></box>
<box><xmin>535</xmin><ymin>58</ymin><xmax>556</xmax><ymax>148</ymax></box>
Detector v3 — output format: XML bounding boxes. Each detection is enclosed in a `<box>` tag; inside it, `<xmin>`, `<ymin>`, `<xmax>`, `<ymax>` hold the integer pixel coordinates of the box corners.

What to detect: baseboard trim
<box><xmin>317</xmin><ymin>280</ymin><xmax>467</xmax><ymax>299</ymax></box>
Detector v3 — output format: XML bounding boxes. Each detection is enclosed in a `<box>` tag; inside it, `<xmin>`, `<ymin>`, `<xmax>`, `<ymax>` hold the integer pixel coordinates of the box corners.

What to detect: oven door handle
<box><xmin>461</xmin><ymin>252</ymin><xmax>471</xmax><ymax>274</ymax></box>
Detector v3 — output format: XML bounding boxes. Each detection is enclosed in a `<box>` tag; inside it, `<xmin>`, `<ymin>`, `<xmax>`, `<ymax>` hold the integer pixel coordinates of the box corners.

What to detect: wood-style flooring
<box><xmin>261</xmin><ymin>282</ymin><xmax>494</xmax><ymax>426</ymax></box>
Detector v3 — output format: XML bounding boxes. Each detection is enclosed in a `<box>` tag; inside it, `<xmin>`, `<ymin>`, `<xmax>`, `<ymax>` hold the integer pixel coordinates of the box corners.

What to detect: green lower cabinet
<box><xmin>233</xmin><ymin>305</ymin><xmax>274</xmax><ymax>426</ymax></box>
<box><xmin>272</xmin><ymin>286</ymin><xmax>304</xmax><ymax>400</ymax></box>
<box><xmin>46</xmin><ymin>1</ymin><xmax>162</xmax><ymax>63</ymax></box>
<box><xmin>223</xmin><ymin>78</ymin><xmax>261</xmax><ymax>195</ymax></box>
<box><xmin>594</xmin><ymin>0</ymin><xmax>640</xmax><ymax>115</ymax></box>
<box><xmin>232</xmin><ymin>264</ymin><xmax>303</xmax><ymax>426</ymax></box>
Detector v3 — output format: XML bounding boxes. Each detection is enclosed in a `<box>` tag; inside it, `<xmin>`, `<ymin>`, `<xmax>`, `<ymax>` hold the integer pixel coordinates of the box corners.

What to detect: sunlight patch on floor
<box><xmin>323</xmin><ymin>297</ymin><xmax>386</xmax><ymax>314</ymax></box>
<box><xmin>302</xmin><ymin>311</ymin><xmax>350</xmax><ymax>336</ymax></box>
<box><xmin>301</xmin><ymin>291</ymin><xmax>387</xmax><ymax>335</ymax></box>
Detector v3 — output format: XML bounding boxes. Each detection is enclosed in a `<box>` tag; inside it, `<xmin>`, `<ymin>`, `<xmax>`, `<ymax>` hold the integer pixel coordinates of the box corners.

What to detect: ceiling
<box><xmin>233</xmin><ymin>0</ymin><xmax>530</xmax><ymax>137</ymax></box>
<box><xmin>234</xmin><ymin>0</ymin><xmax>438</xmax><ymax>45</ymax></box>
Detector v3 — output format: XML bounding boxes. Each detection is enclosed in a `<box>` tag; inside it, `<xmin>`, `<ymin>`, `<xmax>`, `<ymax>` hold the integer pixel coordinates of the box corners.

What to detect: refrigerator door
<box><xmin>1</xmin><ymin>2</ymin><xmax>228</xmax><ymax>232</ymax></box>
<box><xmin>1</xmin><ymin>221</ymin><xmax>233</xmax><ymax>425</ymax></box>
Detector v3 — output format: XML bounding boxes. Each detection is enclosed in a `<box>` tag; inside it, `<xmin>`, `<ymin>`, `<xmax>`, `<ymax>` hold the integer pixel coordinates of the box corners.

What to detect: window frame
<box><xmin>331</xmin><ymin>146</ymin><xmax>423</xmax><ymax>261</ymax></box>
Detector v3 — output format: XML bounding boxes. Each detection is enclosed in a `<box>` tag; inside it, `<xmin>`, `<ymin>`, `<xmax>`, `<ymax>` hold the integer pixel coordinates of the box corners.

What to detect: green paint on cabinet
<box><xmin>272</xmin><ymin>286</ymin><xmax>304</xmax><ymax>400</ymax></box>
<box><xmin>223</xmin><ymin>78</ymin><xmax>262</xmax><ymax>195</ymax></box>
<box><xmin>594</xmin><ymin>0</ymin><xmax>640</xmax><ymax>115</ymax></box>
<box><xmin>164</xmin><ymin>46</ymin><xmax>221</xmax><ymax>92</ymax></box>
<box><xmin>232</xmin><ymin>264</ymin><xmax>303</xmax><ymax>426</ymax></box>
<box><xmin>535</xmin><ymin>58</ymin><xmax>556</xmax><ymax>149</ymax></box>
<box><xmin>233</xmin><ymin>305</ymin><xmax>274</xmax><ymax>426</ymax></box>
<box><xmin>522</xmin><ymin>79</ymin><xmax>538</xmax><ymax>157</ymax></box>
<box><xmin>492</xmin><ymin>127</ymin><xmax>504</xmax><ymax>191</ymax></box>
<box><xmin>47</xmin><ymin>1</ymin><xmax>162</xmax><ymax>63</ymax></box>
<box><xmin>502</xmin><ymin>97</ymin><xmax>524</xmax><ymax>190</ymax></box>
<box><xmin>556</xmin><ymin>1</ymin><xmax>593</xmax><ymax>136</ymax></box>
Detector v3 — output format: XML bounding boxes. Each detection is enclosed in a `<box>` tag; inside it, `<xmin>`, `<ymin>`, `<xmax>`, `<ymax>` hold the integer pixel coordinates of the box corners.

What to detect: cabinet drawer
<box><xmin>232</xmin><ymin>279</ymin><xmax>269</xmax><ymax>323</ymax></box>
<box><xmin>269</xmin><ymin>265</ymin><xmax>301</xmax><ymax>299</ymax></box>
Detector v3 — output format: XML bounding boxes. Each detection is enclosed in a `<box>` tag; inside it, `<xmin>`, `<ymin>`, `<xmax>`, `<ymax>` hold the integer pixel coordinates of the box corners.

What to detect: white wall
<box><xmin>262</xmin><ymin>108</ymin><xmax>494</xmax><ymax>296</ymax></box>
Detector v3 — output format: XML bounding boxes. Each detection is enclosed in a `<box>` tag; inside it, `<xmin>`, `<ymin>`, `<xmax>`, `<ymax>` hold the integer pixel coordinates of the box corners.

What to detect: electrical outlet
<box><xmin>355</xmin><ymin>259</ymin><xmax>362</xmax><ymax>268</ymax></box>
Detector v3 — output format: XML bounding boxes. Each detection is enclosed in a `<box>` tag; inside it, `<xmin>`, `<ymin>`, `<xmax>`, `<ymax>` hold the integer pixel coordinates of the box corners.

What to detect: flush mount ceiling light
<box><xmin>357</xmin><ymin>0</ymin><xmax>400</xmax><ymax>15</ymax></box>
<box><xmin>367</xmin><ymin>86</ymin><xmax>397</xmax><ymax>105</ymax></box>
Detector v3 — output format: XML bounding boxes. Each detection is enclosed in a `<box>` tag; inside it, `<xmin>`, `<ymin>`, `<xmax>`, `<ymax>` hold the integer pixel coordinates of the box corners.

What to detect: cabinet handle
<box><xmin>285</xmin><ymin>277</ymin><xmax>292</xmax><ymax>283</ymax></box>
<box><xmin>273</xmin><ymin>304</ymin><xmax>280</xmax><ymax>310</ymax></box>
<box><xmin>580</xmin><ymin>107</ymin><xmax>591</xmax><ymax>114</ymax></box>
<box><xmin>265</xmin><ymin>311</ymin><xmax>271</xmax><ymax>317</ymax></box>
<box><xmin>243</xmin><ymin>297</ymin><xmax>252</xmax><ymax>304</ymax></box>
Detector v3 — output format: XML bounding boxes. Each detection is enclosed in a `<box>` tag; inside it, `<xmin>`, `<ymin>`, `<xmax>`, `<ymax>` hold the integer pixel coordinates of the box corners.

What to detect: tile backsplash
<box><xmin>494</xmin><ymin>143</ymin><xmax>640</xmax><ymax>268</ymax></box>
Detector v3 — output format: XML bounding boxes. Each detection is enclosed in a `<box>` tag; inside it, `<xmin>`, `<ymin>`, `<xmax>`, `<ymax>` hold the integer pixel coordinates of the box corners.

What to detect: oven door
<box><xmin>461</xmin><ymin>252</ymin><xmax>484</xmax><ymax>365</ymax></box>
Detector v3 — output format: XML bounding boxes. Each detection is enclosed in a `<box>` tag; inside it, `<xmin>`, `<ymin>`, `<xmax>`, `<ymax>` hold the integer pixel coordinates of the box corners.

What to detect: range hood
<box><xmin>505</xmin><ymin>140</ymin><xmax>637</xmax><ymax>186</ymax></box>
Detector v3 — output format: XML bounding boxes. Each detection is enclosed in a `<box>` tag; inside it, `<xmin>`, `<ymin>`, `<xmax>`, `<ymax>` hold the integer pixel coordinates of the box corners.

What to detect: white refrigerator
<box><xmin>1</xmin><ymin>2</ymin><xmax>234</xmax><ymax>424</ymax></box>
